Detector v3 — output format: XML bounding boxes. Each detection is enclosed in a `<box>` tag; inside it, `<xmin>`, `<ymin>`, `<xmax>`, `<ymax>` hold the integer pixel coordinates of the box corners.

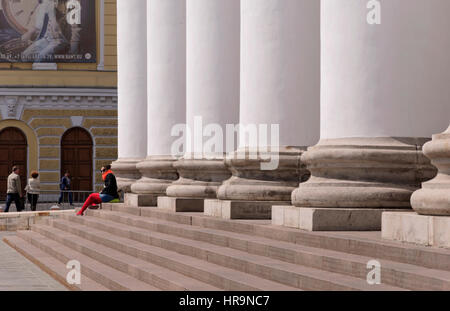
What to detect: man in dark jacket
<box><xmin>76</xmin><ymin>165</ymin><xmax>119</xmax><ymax>216</ymax></box>
<box><xmin>58</xmin><ymin>171</ymin><xmax>73</xmax><ymax>205</ymax></box>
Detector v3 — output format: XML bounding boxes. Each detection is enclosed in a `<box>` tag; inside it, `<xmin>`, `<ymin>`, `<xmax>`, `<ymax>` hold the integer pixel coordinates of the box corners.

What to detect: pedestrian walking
<box><xmin>25</xmin><ymin>171</ymin><xmax>40</xmax><ymax>212</ymax></box>
<box><xmin>4</xmin><ymin>166</ymin><xmax>24</xmax><ymax>213</ymax></box>
<box><xmin>58</xmin><ymin>170</ymin><xmax>73</xmax><ymax>205</ymax></box>
<box><xmin>77</xmin><ymin>165</ymin><xmax>119</xmax><ymax>216</ymax></box>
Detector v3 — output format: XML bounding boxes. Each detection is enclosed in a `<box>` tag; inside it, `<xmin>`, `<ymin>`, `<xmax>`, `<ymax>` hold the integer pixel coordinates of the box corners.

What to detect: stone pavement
<box><xmin>0</xmin><ymin>232</ymin><xmax>67</xmax><ymax>291</ymax></box>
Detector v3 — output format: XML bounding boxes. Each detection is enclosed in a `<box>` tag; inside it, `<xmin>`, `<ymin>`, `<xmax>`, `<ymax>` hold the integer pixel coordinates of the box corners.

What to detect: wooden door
<box><xmin>61</xmin><ymin>127</ymin><xmax>93</xmax><ymax>193</ymax></box>
<box><xmin>0</xmin><ymin>127</ymin><xmax>27</xmax><ymax>201</ymax></box>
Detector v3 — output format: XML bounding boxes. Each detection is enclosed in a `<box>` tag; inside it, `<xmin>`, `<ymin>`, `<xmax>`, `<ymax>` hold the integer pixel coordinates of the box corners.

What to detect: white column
<box><xmin>112</xmin><ymin>0</ymin><xmax>147</xmax><ymax>192</ymax></box>
<box><xmin>129</xmin><ymin>0</ymin><xmax>186</xmax><ymax>206</ymax></box>
<box><xmin>293</xmin><ymin>0</ymin><xmax>450</xmax><ymax>210</ymax></box>
<box><xmin>165</xmin><ymin>0</ymin><xmax>240</xmax><ymax>203</ymax></box>
<box><xmin>213</xmin><ymin>0</ymin><xmax>320</xmax><ymax>216</ymax></box>
<box><xmin>238</xmin><ymin>0</ymin><xmax>319</xmax><ymax>148</ymax></box>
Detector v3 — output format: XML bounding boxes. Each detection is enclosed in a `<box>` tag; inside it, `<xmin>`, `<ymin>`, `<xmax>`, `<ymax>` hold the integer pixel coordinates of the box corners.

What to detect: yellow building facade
<box><xmin>0</xmin><ymin>0</ymin><xmax>117</xmax><ymax>198</ymax></box>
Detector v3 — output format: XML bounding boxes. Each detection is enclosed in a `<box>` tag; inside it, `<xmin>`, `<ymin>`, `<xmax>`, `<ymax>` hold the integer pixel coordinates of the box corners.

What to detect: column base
<box><xmin>272</xmin><ymin>206</ymin><xmax>408</xmax><ymax>231</ymax></box>
<box><xmin>166</xmin><ymin>156</ymin><xmax>231</xmax><ymax>199</ymax></box>
<box><xmin>218</xmin><ymin>147</ymin><xmax>307</xmax><ymax>201</ymax></box>
<box><xmin>157</xmin><ymin>196</ymin><xmax>204</xmax><ymax>212</ymax></box>
<box><xmin>124</xmin><ymin>193</ymin><xmax>158</xmax><ymax>207</ymax></box>
<box><xmin>111</xmin><ymin>158</ymin><xmax>142</xmax><ymax>193</ymax></box>
<box><xmin>204</xmin><ymin>199</ymin><xmax>290</xmax><ymax>220</ymax></box>
<box><xmin>411</xmin><ymin>125</ymin><xmax>450</xmax><ymax>216</ymax></box>
<box><xmin>292</xmin><ymin>137</ymin><xmax>436</xmax><ymax>209</ymax></box>
<box><xmin>382</xmin><ymin>212</ymin><xmax>450</xmax><ymax>248</ymax></box>
<box><xmin>130</xmin><ymin>156</ymin><xmax>179</xmax><ymax>195</ymax></box>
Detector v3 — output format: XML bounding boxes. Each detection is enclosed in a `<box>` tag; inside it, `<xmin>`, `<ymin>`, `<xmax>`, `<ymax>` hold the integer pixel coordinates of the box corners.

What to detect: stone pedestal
<box><xmin>205</xmin><ymin>199</ymin><xmax>291</xmax><ymax>220</ymax></box>
<box><xmin>129</xmin><ymin>156</ymin><xmax>178</xmax><ymax>206</ymax></box>
<box><xmin>292</xmin><ymin>137</ymin><xmax>436</xmax><ymax>209</ymax></box>
<box><xmin>157</xmin><ymin>196</ymin><xmax>204</xmax><ymax>213</ymax></box>
<box><xmin>111</xmin><ymin>158</ymin><xmax>141</xmax><ymax>193</ymax></box>
<box><xmin>382</xmin><ymin>212</ymin><xmax>450</xmax><ymax>248</ymax></box>
<box><xmin>273</xmin><ymin>206</ymin><xmax>407</xmax><ymax>231</ymax></box>
<box><xmin>124</xmin><ymin>193</ymin><xmax>157</xmax><ymax>207</ymax></box>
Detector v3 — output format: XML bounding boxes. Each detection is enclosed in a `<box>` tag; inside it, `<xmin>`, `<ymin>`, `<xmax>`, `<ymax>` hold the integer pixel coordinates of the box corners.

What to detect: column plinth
<box><xmin>292</xmin><ymin>137</ymin><xmax>436</xmax><ymax>209</ymax></box>
<box><xmin>411</xmin><ymin>125</ymin><xmax>450</xmax><ymax>216</ymax></box>
<box><xmin>111</xmin><ymin>158</ymin><xmax>142</xmax><ymax>193</ymax></box>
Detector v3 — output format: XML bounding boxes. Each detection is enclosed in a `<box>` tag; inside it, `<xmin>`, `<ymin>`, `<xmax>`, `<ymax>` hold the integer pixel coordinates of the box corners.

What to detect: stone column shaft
<box><xmin>112</xmin><ymin>0</ymin><xmax>148</xmax><ymax>192</ymax></box>
<box><xmin>129</xmin><ymin>0</ymin><xmax>186</xmax><ymax>207</ymax></box>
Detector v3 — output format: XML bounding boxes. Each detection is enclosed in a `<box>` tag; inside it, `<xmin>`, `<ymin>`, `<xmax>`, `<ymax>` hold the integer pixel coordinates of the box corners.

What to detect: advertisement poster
<box><xmin>0</xmin><ymin>0</ymin><xmax>96</xmax><ymax>63</ymax></box>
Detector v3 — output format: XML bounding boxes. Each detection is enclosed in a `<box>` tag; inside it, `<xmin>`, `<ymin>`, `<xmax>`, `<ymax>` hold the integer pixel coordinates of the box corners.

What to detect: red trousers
<box><xmin>77</xmin><ymin>193</ymin><xmax>102</xmax><ymax>215</ymax></box>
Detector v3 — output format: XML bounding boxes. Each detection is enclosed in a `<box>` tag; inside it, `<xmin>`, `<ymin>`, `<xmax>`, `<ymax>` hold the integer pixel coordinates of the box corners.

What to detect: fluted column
<box><xmin>112</xmin><ymin>0</ymin><xmax>147</xmax><ymax>192</ymax></box>
<box><xmin>205</xmin><ymin>0</ymin><xmax>320</xmax><ymax>219</ymax></box>
<box><xmin>159</xmin><ymin>0</ymin><xmax>240</xmax><ymax>212</ymax></box>
<box><xmin>128</xmin><ymin>0</ymin><xmax>186</xmax><ymax>207</ymax></box>
<box><xmin>411</xmin><ymin>125</ymin><xmax>450</xmax><ymax>215</ymax></box>
<box><xmin>289</xmin><ymin>0</ymin><xmax>450</xmax><ymax>230</ymax></box>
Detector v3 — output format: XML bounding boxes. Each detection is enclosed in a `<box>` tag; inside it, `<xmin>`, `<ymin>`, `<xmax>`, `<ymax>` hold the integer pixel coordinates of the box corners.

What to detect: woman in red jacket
<box><xmin>76</xmin><ymin>165</ymin><xmax>119</xmax><ymax>216</ymax></box>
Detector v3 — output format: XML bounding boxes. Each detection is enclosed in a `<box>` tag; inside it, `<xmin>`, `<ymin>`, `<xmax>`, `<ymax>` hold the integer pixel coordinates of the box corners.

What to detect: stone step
<box><xmin>100</xmin><ymin>204</ymin><xmax>450</xmax><ymax>272</ymax></box>
<box><xmin>82</xmin><ymin>210</ymin><xmax>450</xmax><ymax>291</ymax></box>
<box><xmin>34</xmin><ymin>220</ymin><xmax>298</xmax><ymax>291</ymax></box>
<box><xmin>15</xmin><ymin>230</ymin><xmax>159</xmax><ymax>291</ymax></box>
<box><xmin>27</xmin><ymin>224</ymin><xmax>220</xmax><ymax>291</ymax></box>
<box><xmin>3</xmin><ymin>235</ymin><xmax>109</xmax><ymax>291</ymax></box>
<box><xmin>51</xmin><ymin>216</ymin><xmax>403</xmax><ymax>291</ymax></box>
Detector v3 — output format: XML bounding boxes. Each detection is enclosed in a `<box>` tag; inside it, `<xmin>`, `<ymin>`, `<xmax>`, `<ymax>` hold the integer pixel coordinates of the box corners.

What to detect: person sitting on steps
<box><xmin>76</xmin><ymin>165</ymin><xmax>119</xmax><ymax>216</ymax></box>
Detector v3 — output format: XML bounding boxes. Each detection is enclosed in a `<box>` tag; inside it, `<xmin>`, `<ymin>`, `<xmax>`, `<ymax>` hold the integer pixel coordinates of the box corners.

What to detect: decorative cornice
<box><xmin>0</xmin><ymin>88</ymin><xmax>117</xmax><ymax>111</ymax></box>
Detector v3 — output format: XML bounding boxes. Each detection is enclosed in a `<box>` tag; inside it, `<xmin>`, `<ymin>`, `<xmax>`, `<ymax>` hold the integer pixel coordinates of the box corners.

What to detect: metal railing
<box><xmin>1</xmin><ymin>190</ymin><xmax>124</xmax><ymax>212</ymax></box>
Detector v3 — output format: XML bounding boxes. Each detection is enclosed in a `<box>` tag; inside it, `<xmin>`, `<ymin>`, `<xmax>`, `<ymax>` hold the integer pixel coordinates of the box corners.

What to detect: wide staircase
<box><xmin>3</xmin><ymin>203</ymin><xmax>450</xmax><ymax>291</ymax></box>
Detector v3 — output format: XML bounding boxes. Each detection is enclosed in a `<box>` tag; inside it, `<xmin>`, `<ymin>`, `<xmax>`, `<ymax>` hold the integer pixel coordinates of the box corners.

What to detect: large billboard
<box><xmin>0</xmin><ymin>0</ymin><xmax>96</xmax><ymax>63</ymax></box>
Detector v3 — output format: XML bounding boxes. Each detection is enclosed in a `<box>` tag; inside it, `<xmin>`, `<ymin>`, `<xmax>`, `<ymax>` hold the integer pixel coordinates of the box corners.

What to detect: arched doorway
<box><xmin>61</xmin><ymin>127</ymin><xmax>93</xmax><ymax>192</ymax></box>
<box><xmin>0</xmin><ymin>127</ymin><xmax>27</xmax><ymax>201</ymax></box>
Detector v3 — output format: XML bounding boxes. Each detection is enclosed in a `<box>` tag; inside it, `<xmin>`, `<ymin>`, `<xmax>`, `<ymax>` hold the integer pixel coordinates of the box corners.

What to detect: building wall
<box><xmin>0</xmin><ymin>0</ymin><xmax>117</xmax><ymax>87</ymax></box>
<box><xmin>0</xmin><ymin>0</ymin><xmax>118</xmax><ymax>197</ymax></box>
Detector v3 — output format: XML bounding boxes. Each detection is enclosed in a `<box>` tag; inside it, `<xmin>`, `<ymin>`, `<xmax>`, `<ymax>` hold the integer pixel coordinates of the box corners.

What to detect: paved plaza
<box><xmin>0</xmin><ymin>232</ymin><xmax>67</xmax><ymax>291</ymax></box>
